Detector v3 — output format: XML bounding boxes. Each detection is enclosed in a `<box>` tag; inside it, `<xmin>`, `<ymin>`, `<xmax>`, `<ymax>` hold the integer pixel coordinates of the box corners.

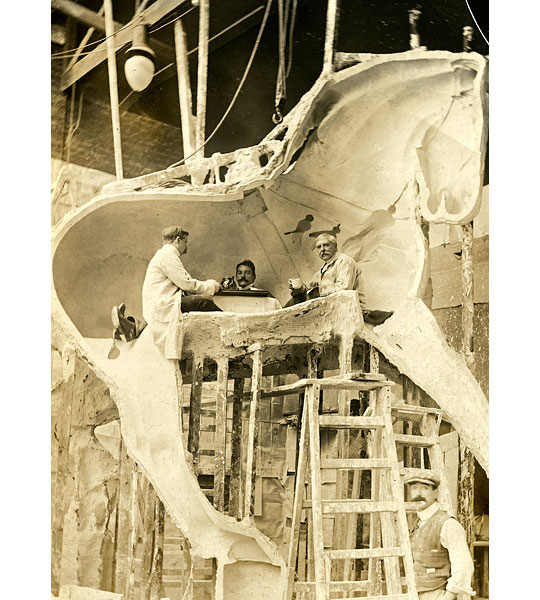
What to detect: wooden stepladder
<box><xmin>283</xmin><ymin>376</ymin><xmax>419</xmax><ymax>600</ymax></box>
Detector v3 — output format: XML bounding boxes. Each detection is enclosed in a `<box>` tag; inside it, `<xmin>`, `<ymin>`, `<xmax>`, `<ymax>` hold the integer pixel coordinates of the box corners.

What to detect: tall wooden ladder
<box><xmin>280</xmin><ymin>375</ymin><xmax>419</xmax><ymax>600</ymax></box>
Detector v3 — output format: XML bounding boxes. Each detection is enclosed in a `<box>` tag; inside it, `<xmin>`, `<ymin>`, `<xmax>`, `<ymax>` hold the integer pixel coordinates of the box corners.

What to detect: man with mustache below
<box><xmin>405</xmin><ymin>471</ymin><xmax>475</xmax><ymax>600</ymax></box>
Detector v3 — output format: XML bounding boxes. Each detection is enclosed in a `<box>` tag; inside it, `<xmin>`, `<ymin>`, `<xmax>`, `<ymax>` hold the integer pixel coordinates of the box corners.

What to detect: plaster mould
<box><xmin>52</xmin><ymin>50</ymin><xmax>488</xmax><ymax>599</ymax></box>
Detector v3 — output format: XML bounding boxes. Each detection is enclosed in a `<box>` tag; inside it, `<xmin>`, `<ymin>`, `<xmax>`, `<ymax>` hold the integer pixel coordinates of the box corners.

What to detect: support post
<box><xmin>174</xmin><ymin>18</ymin><xmax>196</xmax><ymax>157</ymax></box>
<box><xmin>103</xmin><ymin>0</ymin><xmax>124</xmax><ymax>179</ymax></box>
<box><xmin>323</xmin><ymin>0</ymin><xmax>340</xmax><ymax>74</ymax></box>
<box><xmin>229</xmin><ymin>378</ymin><xmax>245</xmax><ymax>519</ymax></box>
<box><xmin>244</xmin><ymin>346</ymin><xmax>262</xmax><ymax>519</ymax></box>
<box><xmin>459</xmin><ymin>220</ymin><xmax>476</xmax><ymax>548</ymax></box>
<box><xmin>147</xmin><ymin>497</ymin><xmax>165</xmax><ymax>600</ymax></box>
<box><xmin>195</xmin><ymin>0</ymin><xmax>210</xmax><ymax>157</ymax></box>
<box><xmin>214</xmin><ymin>358</ymin><xmax>229</xmax><ymax>512</ymax></box>
<box><xmin>188</xmin><ymin>356</ymin><xmax>204</xmax><ymax>473</ymax></box>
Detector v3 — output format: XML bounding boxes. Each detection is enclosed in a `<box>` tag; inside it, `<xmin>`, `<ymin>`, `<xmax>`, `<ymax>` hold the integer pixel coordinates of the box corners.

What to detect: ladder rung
<box><xmin>337</xmin><ymin>595</ymin><xmax>411</xmax><ymax>600</ymax></box>
<box><xmin>319</xmin><ymin>415</ymin><xmax>385</xmax><ymax>429</ymax></box>
<box><xmin>326</xmin><ymin>547</ymin><xmax>405</xmax><ymax>560</ymax></box>
<box><xmin>393</xmin><ymin>434</ymin><xmax>437</xmax><ymax>447</ymax></box>
<box><xmin>392</xmin><ymin>403</ymin><xmax>442</xmax><ymax>419</ymax></box>
<box><xmin>322</xmin><ymin>500</ymin><xmax>398</xmax><ymax>514</ymax></box>
<box><xmin>294</xmin><ymin>581</ymin><xmax>369</xmax><ymax>592</ymax></box>
<box><xmin>321</xmin><ymin>458</ymin><xmax>392</xmax><ymax>470</ymax></box>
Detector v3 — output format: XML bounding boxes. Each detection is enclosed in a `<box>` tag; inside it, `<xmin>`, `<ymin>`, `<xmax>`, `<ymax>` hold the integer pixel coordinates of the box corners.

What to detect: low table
<box><xmin>213</xmin><ymin>290</ymin><xmax>281</xmax><ymax>313</ymax></box>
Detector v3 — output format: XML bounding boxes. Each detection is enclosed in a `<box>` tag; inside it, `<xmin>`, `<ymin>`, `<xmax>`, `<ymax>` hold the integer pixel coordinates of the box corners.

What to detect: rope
<box><xmin>273</xmin><ymin>0</ymin><xmax>297</xmax><ymax>124</ymax></box>
<box><xmin>167</xmin><ymin>0</ymin><xmax>274</xmax><ymax>169</ymax></box>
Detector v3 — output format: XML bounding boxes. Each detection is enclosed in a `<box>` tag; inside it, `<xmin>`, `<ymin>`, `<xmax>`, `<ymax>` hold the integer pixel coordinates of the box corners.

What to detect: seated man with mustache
<box><xmin>221</xmin><ymin>259</ymin><xmax>269</xmax><ymax>293</ymax></box>
<box><xmin>284</xmin><ymin>233</ymin><xmax>391</xmax><ymax>325</ymax></box>
<box><xmin>405</xmin><ymin>472</ymin><xmax>475</xmax><ymax>600</ymax></box>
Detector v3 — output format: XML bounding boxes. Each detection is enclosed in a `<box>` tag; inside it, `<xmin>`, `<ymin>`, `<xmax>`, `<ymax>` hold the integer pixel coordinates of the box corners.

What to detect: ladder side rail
<box><xmin>307</xmin><ymin>383</ymin><xmax>328</xmax><ymax>600</ymax></box>
<box><xmin>381</xmin><ymin>386</ymin><xmax>419</xmax><ymax>600</ymax></box>
<box><xmin>285</xmin><ymin>398</ymin><xmax>310</xmax><ymax>600</ymax></box>
<box><xmin>376</xmin><ymin>385</ymin><xmax>403</xmax><ymax>596</ymax></box>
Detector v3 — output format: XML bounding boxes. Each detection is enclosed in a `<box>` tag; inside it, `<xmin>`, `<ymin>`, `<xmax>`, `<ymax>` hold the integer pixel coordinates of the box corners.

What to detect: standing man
<box><xmin>405</xmin><ymin>472</ymin><xmax>475</xmax><ymax>600</ymax></box>
<box><xmin>285</xmin><ymin>233</ymin><xmax>367</xmax><ymax>307</ymax></box>
<box><xmin>112</xmin><ymin>226</ymin><xmax>221</xmax><ymax>351</ymax></box>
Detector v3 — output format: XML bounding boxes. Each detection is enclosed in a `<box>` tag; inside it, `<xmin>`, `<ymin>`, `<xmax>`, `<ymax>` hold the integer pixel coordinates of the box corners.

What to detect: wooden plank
<box><xmin>318</xmin><ymin>415</ymin><xmax>385</xmax><ymax>429</ymax></box>
<box><xmin>321</xmin><ymin>458</ymin><xmax>392</xmax><ymax>470</ymax></box>
<box><xmin>393</xmin><ymin>434</ymin><xmax>437</xmax><ymax>447</ymax></box>
<box><xmin>306</xmin><ymin>383</ymin><xmax>327</xmax><ymax>600</ymax></box>
<box><xmin>229</xmin><ymin>378</ymin><xmax>244</xmax><ymax>519</ymax></box>
<box><xmin>285</xmin><ymin>399</ymin><xmax>310</xmax><ymax>600</ymax></box>
<box><xmin>244</xmin><ymin>347</ymin><xmax>262</xmax><ymax>519</ymax></box>
<box><xmin>213</xmin><ymin>358</ymin><xmax>229</xmax><ymax>512</ymax></box>
<box><xmin>187</xmin><ymin>356</ymin><xmax>203</xmax><ymax>473</ymax></box>
<box><xmin>265</xmin><ymin>378</ymin><xmax>390</xmax><ymax>396</ymax></box>
<box><xmin>61</xmin><ymin>0</ymin><xmax>189</xmax><ymax>90</ymax></box>
<box><xmin>327</xmin><ymin>547</ymin><xmax>404</xmax><ymax>560</ymax></box>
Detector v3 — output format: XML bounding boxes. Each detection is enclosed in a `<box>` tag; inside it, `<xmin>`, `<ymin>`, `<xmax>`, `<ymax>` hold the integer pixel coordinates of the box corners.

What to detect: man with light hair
<box><xmin>405</xmin><ymin>471</ymin><xmax>475</xmax><ymax>600</ymax></box>
<box><xmin>286</xmin><ymin>233</ymin><xmax>366</xmax><ymax>306</ymax></box>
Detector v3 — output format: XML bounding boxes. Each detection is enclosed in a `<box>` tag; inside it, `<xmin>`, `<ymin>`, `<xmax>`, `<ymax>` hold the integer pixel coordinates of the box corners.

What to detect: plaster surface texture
<box><xmin>52</xmin><ymin>50</ymin><xmax>488</xmax><ymax>598</ymax></box>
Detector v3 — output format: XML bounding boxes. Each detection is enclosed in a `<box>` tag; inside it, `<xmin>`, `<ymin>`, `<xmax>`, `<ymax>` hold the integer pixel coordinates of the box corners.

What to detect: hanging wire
<box><xmin>167</xmin><ymin>0</ymin><xmax>274</xmax><ymax>169</ymax></box>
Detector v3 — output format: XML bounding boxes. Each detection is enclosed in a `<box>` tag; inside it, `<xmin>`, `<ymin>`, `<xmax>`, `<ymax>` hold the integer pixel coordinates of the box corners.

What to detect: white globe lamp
<box><xmin>124</xmin><ymin>24</ymin><xmax>156</xmax><ymax>92</ymax></box>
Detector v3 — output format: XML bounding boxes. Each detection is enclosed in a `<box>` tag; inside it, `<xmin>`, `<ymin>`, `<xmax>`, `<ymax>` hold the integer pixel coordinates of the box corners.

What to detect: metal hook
<box><xmin>272</xmin><ymin>108</ymin><xmax>283</xmax><ymax>124</ymax></box>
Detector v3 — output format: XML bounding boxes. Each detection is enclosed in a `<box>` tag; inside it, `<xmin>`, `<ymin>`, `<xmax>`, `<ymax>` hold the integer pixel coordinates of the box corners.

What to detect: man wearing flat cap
<box><xmin>405</xmin><ymin>471</ymin><xmax>475</xmax><ymax>600</ymax></box>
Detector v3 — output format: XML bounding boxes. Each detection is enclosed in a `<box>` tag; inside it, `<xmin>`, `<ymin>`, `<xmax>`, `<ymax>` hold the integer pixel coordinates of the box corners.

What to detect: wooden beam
<box><xmin>104</xmin><ymin>0</ymin><xmax>124</xmax><ymax>179</ymax></box>
<box><xmin>174</xmin><ymin>18</ymin><xmax>195</xmax><ymax>156</ymax></box>
<box><xmin>61</xmin><ymin>0</ymin><xmax>190</xmax><ymax>90</ymax></box>
<box><xmin>195</xmin><ymin>0</ymin><xmax>210</xmax><ymax>158</ymax></box>
<box><xmin>52</xmin><ymin>0</ymin><xmax>108</xmax><ymax>30</ymax></box>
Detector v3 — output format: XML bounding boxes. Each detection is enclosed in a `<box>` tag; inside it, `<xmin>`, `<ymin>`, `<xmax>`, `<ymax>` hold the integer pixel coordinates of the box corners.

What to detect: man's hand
<box><xmin>208</xmin><ymin>279</ymin><xmax>221</xmax><ymax>294</ymax></box>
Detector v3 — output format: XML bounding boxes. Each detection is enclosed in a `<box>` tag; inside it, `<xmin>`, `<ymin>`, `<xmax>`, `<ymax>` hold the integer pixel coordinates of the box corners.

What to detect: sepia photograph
<box><xmin>47</xmin><ymin>1</ymin><xmax>497</xmax><ymax>599</ymax></box>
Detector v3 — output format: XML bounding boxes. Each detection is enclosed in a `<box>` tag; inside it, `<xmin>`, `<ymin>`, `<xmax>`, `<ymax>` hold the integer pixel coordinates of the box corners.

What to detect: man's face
<box><xmin>236</xmin><ymin>265</ymin><xmax>255</xmax><ymax>289</ymax></box>
<box><xmin>316</xmin><ymin>239</ymin><xmax>338</xmax><ymax>262</ymax></box>
<box><xmin>175</xmin><ymin>236</ymin><xmax>188</xmax><ymax>255</ymax></box>
<box><xmin>410</xmin><ymin>482</ymin><xmax>438</xmax><ymax>510</ymax></box>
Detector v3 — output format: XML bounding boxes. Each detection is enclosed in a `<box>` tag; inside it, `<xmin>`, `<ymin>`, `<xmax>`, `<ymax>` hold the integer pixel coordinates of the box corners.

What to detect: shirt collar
<box><xmin>418</xmin><ymin>501</ymin><xmax>440</xmax><ymax>521</ymax></box>
<box><xmin>164</xmin><ymin>242</ymin><xmax>180</xmax><ymax>258</ymax></box>
<box><xmin>321</xmin><ymin>251</ymin><xmax>340</xmax><ymax>272</ymax></box>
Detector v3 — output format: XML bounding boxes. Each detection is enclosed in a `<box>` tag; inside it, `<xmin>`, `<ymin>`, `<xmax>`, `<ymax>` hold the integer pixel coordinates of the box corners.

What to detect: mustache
<box><xmin>411</xmin><ymin>496</ymin><xmax>426</xmax><ymax>502</ymax></box>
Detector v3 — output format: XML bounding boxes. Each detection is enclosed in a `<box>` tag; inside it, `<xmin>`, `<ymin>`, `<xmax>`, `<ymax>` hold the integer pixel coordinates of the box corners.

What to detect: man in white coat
<box><xmin>113</xmin><ymin>226</ymin><xmax>221</xmax><ymax>355</ymax></box>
